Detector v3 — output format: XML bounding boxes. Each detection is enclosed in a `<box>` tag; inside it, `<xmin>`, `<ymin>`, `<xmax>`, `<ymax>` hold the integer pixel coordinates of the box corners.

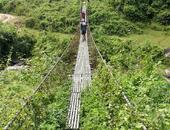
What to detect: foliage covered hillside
<box><xmin>0</xmin><ymin>0</ymin><xmax>80</xmax><ymax>68</ymax></box>
<box><xmin>0</xmin><ymin>0</ymin><xmax>79</xmax><ymax>33</ymax></box>
<box><xmin>89</xmin><ymin>0</ymin><xmax>170</xmax><ymax>48</ymax></box>
<box><xmin>0</xmin><ymin>24</ymin><xmax>35</xmax><ymax>69</ymax></box>
<box><xmin>0</xmin><ymin>0</ymin><xmax>169</xmax><ymax>129</ymax></box>
<box><xmin>88</xmin><ymin>1</ymin><xmax>142</xmax><ymax>36</ymax></box>
<box><xmin>81</xmin><ymin>37</ymin><xmax>170</xmax><ymax>129</ymax></box>
<box><xmin>109</xmin><ymin>0</ymin><xmax>170</xmax><ymax>25</ymax></box>
<box><xmin>0</xmin><ymin>0</ymin><xmax>79</xmax><ymax>128</ymax></box>
<box><xmin>81</xmin><ymin>0</ymin><xmax>170</xmax><ymax>130</ymax></box>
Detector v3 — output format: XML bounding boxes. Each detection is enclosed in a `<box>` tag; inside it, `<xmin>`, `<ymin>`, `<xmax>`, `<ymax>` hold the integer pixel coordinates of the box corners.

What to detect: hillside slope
<box><xmin>0</xmin><ymin>0</ymin><xmax>79</xmax><ymax>128</ymax></box>
<box><xmin>81</xmin><ymin>0</ymin><xmax>170</xmax><ymax>130</ymax></box>
<box><xmin>0</xmin><ymin>0</ymin><xmax>169</xmax><ymax>129</ymax></box>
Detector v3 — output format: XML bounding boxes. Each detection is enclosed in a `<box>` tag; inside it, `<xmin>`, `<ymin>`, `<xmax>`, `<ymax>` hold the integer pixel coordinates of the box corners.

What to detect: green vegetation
<box><xmin>0</xmin><ymin>27</ymin><xmax>72</xmax><ymax>127</ymax></box>
<box><xmin>81</xmin><ymin>37</ymin><xmax>170</xmax><ymax>130</ymax></box>
<box><xmin>88</xmin><ymin>0</ymin><xmax>170</xmax><ymax>48</ymax></box>
<box><xmin>1</xmin><ymin>61</ymin><xmax>72</xmax><ymax>129</ymax></box>
<box><xmin>0</xmin><ymin>24</ymin><xmax>35</xmax><ymax>69</ymax></box>
<box><xmin>122</xmin><ymin>28</ymin><xmax>170</xmax><ymax>48</ymax></box>
<box><xmin>80</xmin><ymin>0</ymin><xmax>170</xmax><ymax>130</ymax></box>
<box><xmin>0</xmin><ymin>0</ymin><xmax>170</xmax><ymax>129</ymax></box>
<box><xmin>88</xmin><ymin>1</ymin><xmax>142</xmax><ymax>36</ymax></box>
<box><xmin>109</xmin><ymin>0</ymin><xmax>170</xmax><ymax>24</ymax></box>
<box><xmin>0</xmin><ymin>0</ymin><xmax>79</xmax><ymax>129</ymax></box>
<box><xmin>0</xmin><ymin>0</ymin><xmax>79</xmax><ymax>33</ymax></box>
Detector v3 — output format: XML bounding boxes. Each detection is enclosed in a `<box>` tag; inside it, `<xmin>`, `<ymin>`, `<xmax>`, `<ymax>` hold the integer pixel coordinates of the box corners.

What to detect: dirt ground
<box><xmin>164</xmin><ymin>49</ymin><xmax>170</xmax><ymax>82</ymax></box>
<box><xmin>0</xmin><ymin>13</ymin><xmax>22</xmax><ymax>27</ymax></box>
<box><xmin>165</xmin><ymin>48</ymin><xmax>170</xmax><ymax>58</ymax></box>
<box><xmin>0</xmin><ymin>14</ymin><xmax>16</xmax><ymax>22</ymax></box>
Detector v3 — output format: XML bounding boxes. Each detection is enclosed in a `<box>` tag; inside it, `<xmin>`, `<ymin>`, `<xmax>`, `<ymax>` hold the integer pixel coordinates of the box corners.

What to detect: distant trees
<box><xmin>89</xmin><ymin>1</ymin><xmax>142</xmax><ymax>36</ymax></box>
<box><xmin>0</xmin><ymin>0</ymin><xmax>79</xmax><ymax>33</ymax></box>
<box><xmin>123</xmin><ymin>5</ymin><xmax>146</xmax><ymax>21</ymax></box>
<box><xmin>109</xmin><ymin>0</ymin><xmax>170</xmax><ymax>25</ymax></box>
<box><xmin>157</xmin><ymin>10</ymin><xmax>170</xmax><ymax>25</ymax></box>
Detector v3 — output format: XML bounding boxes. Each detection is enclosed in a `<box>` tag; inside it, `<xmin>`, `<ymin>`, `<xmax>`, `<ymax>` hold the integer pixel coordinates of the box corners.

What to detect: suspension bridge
<box><xmin>66</xmin><ymin>5</ymin><xmax>91</xmax><ymax>129</ymax></box>
<box><xmin>3</xmin><ymin>2</ymin><xmax>148</xmax><ymax>130</ymax></box>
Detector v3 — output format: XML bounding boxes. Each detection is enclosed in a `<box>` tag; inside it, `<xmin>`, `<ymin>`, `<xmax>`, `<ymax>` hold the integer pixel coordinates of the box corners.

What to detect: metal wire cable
<box><xmin>3</xmin><ymin>26</ymin><xmax>80</xmax><ymax>130</ymax></box>
<box><xmin>89</xmin><ymin>29</ymin><xmax>147</xmax><ymax>130</ymax></box>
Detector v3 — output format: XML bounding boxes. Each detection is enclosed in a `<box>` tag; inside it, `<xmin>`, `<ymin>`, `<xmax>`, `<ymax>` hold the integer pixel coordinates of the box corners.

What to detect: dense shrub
<box><xmin>0</xmin><ymin>3</ymin><xmax>3</xmax><ymax>11</ymax></box>
<box><xmin>25</xmin><ymin>17</ymin><xmax>37</xmax><ymax>28</ymax></box>
<box><xmin>123</xmin><ymin>5</ymin><xmax>144</xmax><ymax>21</ymax></box>
<box><xmin>108</xmin><ymin>0</ymin><xmax>170</xmax><ymax>24</ymax></box>
<box><xmin>89</xmin><ymin>2</ymin><xmax>142</xmax><ymax>36</ymax></box>
<box><xmin>147</xmin><ymin>6</ymin><xmax>156</xmax><ymax>19</ymax></box>
<box><xmin>0</xmin><ymin>24</ymin><xmax>35</xmax><ymax>67</ymax></box>
<box><xmin>81</xmin><ymin>36</ymin><xmax>170</xmax><ymax>129</ymax></box>
<box><xmin>2</xmin><ymin>0</ymin><xmax>21</xmax><ymax>13</ymax></box>
<box><xmin>11</xmin><ymin>34</ymin><xmax>35</xmax><ymax>60</ymax></box>
<box><xmin>157</xmin><ymin>10</ymin><xmax>170</xmax><ymax>25</ymax></box>
<box><xmin>1</xmin><ymin>0</ymin><xmax>79</xmax><ymax>33</ymax></box>
<box><xmin>103</xmin><ymin>20</ymin><xmax>142</xmax><ymax>36</ymax></box>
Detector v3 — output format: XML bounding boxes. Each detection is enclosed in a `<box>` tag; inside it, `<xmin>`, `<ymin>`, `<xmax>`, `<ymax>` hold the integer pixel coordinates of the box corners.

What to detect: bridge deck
<box><xmin>67</xmin><ymin>5</ymin><xmax>91</xmax><ymax>129</ymax></box>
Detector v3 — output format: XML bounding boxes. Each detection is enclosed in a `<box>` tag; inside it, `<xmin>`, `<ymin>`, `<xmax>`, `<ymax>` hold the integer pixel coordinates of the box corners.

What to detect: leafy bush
<box><xmin>0</xmin><ymin>24</ymin><xmax>35</xmax><ymax>67</ymax></box>
<box><xmin>107</xmin><ymin>0</ymin><xmax>170</xmax><ymax>24</ymax></box>
<box><xmin>81</xmin><ymin>36</ymin><xmax>170</xmax><ymax>129</ymax></box>
<box><xmin>12</xmin><ymin>34</ymin><xmax>35</xmax><ymax>60</ymax></box>
<box><xmin>89</xmin><ymin>2</ymin><xmax>142</xmax><ymax>36</ymax></box>
<box><xmin>157</xmin><ymin>10</ymin><xmax>170</xmax><ymax>25</ymax></box>
<box><xmin>0</xmin><ymin>28</ymin><xmax>72</xmax><ymax>127</ymax></box>
<box><xmin>123</xmin><ymin>5</ymin><xmax>144</xmax><ymax>21</ymax></box>
<box><xmin>103</xmin><ymin>19</ymin><xmax>142</xmax><ymax>36</ymax></box>
<box><xmin>2</xmin><ymin>0</ymin><xmax>21</xmax><ymax>13</ymax></box>
<box><xmin>1</xmin><ymin>0</ymin><xmax>79</xmax><ymax>33</ymax></box>
<box><xmin>25</xmin><ymin>17</ymin><xmax>37</xmax><ymax>28</ymax></box>
<box><xmin>0</xmin><ymin>24</ymin><xmax>16</xmax><ymax>66</ymax></box>
<box><xmin>0</xmin><ymin>2</ymin><xmax>3</xmax><ymax>11</ymax></box>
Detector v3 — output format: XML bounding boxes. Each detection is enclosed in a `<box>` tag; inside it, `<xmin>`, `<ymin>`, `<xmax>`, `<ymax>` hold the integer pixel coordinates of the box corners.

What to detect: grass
<box><xmin>122</xmin><ymin>28</ymin><xmax>170</xmax><ymax>49</ymax></box>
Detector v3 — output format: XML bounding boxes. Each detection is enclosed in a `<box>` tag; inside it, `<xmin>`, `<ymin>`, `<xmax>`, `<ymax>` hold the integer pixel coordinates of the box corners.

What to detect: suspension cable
<box><xmin>3</xmin><ymin>26</ymin><xmax>80</xmax><ymax>130</ymax></box>
<box><xmin>89</xmin><ymin>29</ymin><xmax>147</xmax><ymax>130</ymax></box>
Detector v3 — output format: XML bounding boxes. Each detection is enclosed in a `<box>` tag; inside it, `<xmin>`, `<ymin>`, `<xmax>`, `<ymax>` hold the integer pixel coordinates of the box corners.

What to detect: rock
<box><xmin>0</xmin><ymin>14</ymin><xmax>16</xmax><ymax>23</ymax></box>
<box><xmin>165</xmin><ymin>69</ymin><xmax>170</xmax><ymax>81</ymax></box>
<box><xmin>164</xmin><ymin>48</ymin><xmax>170</xmax><ymax>58</ymax></box>
<box><xmin>164</xmin><ymin>48</ymin><xmax>170</xmax><ymax>54</ymax></box>
<box><xmin>6</xmin><ymin>65</ymin><xmax>27</xmax><ymax>71</ymax></box>
<box><xmin>165</xmin><ymin>52</ymin><xmax>170</xmax><ymax>58</ymax></box>
<box><xmin>0</xmin><ymin>13</ymin><xmax>22</xmax><ymax>27</ymax></box>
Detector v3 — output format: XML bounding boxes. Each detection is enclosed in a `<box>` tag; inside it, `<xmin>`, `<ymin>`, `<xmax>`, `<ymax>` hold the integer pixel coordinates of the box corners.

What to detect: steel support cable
<box><xmin>3</xmin><ymin>25</ymin><xmax>80</xmax><ymax>130</ymax></box>
<box><xmin>89</xmin><ymin>29</ymin><xmax>147</xmax><ymax>130</ymax></box>
<box><xmin>85</xmin><ymin>3</ymin><xmax>146</xmax><ymax>129</ymax></box>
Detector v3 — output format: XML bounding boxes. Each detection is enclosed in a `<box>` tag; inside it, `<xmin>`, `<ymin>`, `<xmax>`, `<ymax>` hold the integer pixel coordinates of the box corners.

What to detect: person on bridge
<box><xmin>81</xmin><ymin>11</ymin><xmax>85</xmax><ymax>19</ymax></box>
<box><xmin>80</xmin><ymin>18</ymin><xmax>87</xmax><ymax>41</ymax></box>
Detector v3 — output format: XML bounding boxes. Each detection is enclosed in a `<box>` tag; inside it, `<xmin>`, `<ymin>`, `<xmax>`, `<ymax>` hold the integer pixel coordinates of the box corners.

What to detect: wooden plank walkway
<box><xmin>67</xmin><ymin>5</ymin><xmax>91</xmax><ymax>129</ymax></box>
